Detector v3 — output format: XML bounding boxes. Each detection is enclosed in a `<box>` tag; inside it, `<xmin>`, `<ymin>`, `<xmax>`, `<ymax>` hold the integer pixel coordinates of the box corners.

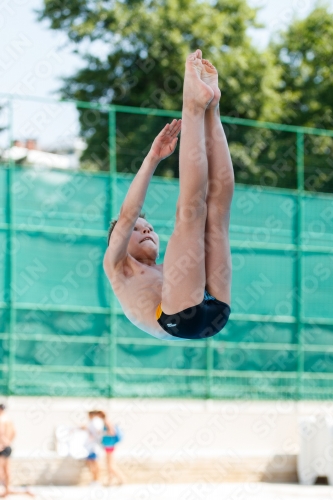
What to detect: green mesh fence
<box><xmin>0</xmin><ymin>94</ymin><xmax>333</xmax><ymax>399</ymax></box>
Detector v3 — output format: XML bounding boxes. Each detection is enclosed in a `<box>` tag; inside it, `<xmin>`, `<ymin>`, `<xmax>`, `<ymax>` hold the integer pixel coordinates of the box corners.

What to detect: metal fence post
<box><xmin>206</xmin><ymin>338</ymin><xmax>213</xmax><ymax>399</ymax></box>
<box><xmin>296</xmin><ymin>131</ymin><xmax>304</xmax><ymax>399</ymax></box>
<box><xmin>108</xmin><ymin>107</ymin><xmax>117</xmax><ymax>397</ymax></box>
<box><xmin>7</xmin><ymin>97</ymin><xmax>15</xmax><ymax>395</ymax></box>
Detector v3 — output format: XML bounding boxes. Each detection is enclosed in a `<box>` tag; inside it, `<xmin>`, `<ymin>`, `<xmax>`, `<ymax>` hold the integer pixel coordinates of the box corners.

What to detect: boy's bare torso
<box><xmin>0</xmin><ymin>415</ymin><xmax>12</xmax><ymax>449</ymax></box>
<box><xmin>107</xmin><ymin>257</ymin><xmax>177</xmax><ymax>341</ymax></box>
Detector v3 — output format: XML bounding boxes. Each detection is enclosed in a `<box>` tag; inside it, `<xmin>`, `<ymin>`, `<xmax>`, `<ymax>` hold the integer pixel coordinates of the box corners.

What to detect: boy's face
<box><xmin>128</xmin><ymin>217</ymin><xmax>159</xmax><ymax>262</ymax></box>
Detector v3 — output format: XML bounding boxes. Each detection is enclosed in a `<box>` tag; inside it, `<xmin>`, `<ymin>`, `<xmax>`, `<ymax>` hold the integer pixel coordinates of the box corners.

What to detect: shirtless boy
<box><xmin>104</xmin><ymin>49</ymin><xmax>234</xmax><ymax>340</ymax></box>
<box><xmin>0</xmin><ymin>404</ymin><xmax>15</xmax><ymax>498</ymax></box>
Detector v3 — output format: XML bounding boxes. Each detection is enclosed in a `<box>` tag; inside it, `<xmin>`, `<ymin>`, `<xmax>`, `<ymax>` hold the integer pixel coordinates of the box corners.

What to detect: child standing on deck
<box><xmin>104</xmin><ymin>50</ymin><xmax>234</xmax><ymax>340</ymax></box>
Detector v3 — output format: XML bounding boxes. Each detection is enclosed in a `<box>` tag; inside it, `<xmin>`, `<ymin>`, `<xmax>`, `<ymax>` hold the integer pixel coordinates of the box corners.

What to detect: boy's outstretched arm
<box><xmin>104</xmin><ymin>119</ymin><xmax>181</xmax><ymax>272</ymax></box>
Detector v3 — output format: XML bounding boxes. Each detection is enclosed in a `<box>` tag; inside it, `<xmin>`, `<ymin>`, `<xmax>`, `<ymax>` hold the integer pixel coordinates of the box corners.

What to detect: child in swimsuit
<box><xmin>104</xmin><ymin>50</ymin><xmax>234</xmax><ymax>341</ymax></box>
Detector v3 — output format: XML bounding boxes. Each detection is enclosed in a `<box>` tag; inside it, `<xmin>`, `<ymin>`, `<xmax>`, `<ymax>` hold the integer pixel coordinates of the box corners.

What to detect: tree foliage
<box><xmin>39</xmin><ymin>0</ymin><xmax>282</xmax><ymax>175</ymax></box>
<box><xmin>39</xmin><ymin>1</ymin><xmax>333</xmax><ymax>191</ymax></box>
<box><xmin>272</xmin><ymin>7</ymin><xmax>333</xmax><ymax>129</ymax></box>
<box><xmin>271</xmin><ymin>6</ymin><xmax>333</xmax><ymax>192</ymax></box>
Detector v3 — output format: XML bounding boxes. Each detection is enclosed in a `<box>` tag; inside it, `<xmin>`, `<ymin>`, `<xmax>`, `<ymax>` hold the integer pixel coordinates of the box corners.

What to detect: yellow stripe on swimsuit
<box><xmin>155</xmin><ymin>303</ymin><xmax>163</xmax><ymax>320</ymax></box>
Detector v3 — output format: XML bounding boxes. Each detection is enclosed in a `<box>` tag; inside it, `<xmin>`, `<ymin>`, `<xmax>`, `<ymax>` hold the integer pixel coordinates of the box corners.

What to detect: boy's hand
<box><xmin>149</xmin><ymin>119</ymin><xmax>181</xmax><ymax>162</ymax></box>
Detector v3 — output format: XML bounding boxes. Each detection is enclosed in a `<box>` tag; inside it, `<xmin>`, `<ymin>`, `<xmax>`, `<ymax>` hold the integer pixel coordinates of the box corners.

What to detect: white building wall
<box><xmin>2</xmin><ymin>397</ymin><xmax>332</xmax><ymax>458</ymax></box>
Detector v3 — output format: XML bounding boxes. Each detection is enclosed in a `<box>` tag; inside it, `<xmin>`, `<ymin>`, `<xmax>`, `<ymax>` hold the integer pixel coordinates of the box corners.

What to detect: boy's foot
<box><xmin>183</xmin><ymin>50</ymin><xmax>214</xmax><ymax>110</ymax></box>
<box><xmin>201</xmin><ymin>59</ymin><xmax>221</xmax><ymax>109</ymax></box>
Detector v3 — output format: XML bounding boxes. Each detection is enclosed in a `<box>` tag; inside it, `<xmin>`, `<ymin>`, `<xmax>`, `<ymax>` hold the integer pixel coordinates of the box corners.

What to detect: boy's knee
<box><xmin>176</xmin><ymin>200</ymin><xmax>207</xmax><ymax>225</ymax></box>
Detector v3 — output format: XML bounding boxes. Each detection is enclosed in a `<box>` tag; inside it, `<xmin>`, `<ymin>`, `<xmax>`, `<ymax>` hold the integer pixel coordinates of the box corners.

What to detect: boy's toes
<box><xmin>195</xmin><ymin>49</ymin><xmax>202</xmax><ymax>59</ymax></box>
<box><xmin>202</xmin><ymin>59</ymin><xmax>215</xmax><ymax>69</ymax></box>
<box><xmin>187</xmin><ymin>49</ymin><xmax>202</xmax><ymax>62</ymax></box>
<box><xmin>187</xmin><ymin>52</ymin><xmax>196</xmax><ymax>62</ymax></box>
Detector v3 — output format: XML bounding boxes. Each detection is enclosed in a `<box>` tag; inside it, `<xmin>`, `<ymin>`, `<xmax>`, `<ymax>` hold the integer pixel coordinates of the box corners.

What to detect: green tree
<box><xmin>39</xmin><ymin>0</ymin><xmax>284</xmax><ymax>180</ymax></box>
<box><xmin>272</xmin><ymin>6</ymin><xmax>333</xmax><ymax>192</ymax></box>
<box><xmin>0</xmin><ymin>103</ymin><xmax>8</xmax><ymax>163</ymax></box>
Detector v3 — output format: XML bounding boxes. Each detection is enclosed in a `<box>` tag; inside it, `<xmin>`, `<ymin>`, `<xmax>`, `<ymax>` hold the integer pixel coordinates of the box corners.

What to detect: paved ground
<box><xmin>4</xmin><ymin>484</ymin><xmax>333</xmax><ymax>500</ymax></box>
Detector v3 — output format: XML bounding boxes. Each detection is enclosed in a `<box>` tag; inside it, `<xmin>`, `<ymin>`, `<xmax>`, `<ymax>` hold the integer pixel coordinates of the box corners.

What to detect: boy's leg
<box><xmin>161</xmin><ymin>50</ymin><xmax>214</xmax><ymax>314</ymax></box>
<box><xmin>2</xmin><ymin>458</ymin><xmax>9</xmax><ymax>495</ymax></box>
<box><xmin>202</xmin><ymin>60</ymin><xmax>234</xmax><ymax>305</ymax></box>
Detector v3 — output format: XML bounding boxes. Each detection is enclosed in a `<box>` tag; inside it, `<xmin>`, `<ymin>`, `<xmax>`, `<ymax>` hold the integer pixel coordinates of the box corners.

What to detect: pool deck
<box><xmin>5</xmin><ymin>483</ymin><xmax>333</xmax><ymax>500</ymax></box>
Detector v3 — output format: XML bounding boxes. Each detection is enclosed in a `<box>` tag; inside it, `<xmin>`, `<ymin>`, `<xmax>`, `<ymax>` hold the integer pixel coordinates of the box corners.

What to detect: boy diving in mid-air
<box><xmin>104</xmin><ymin>50</ymin><xmax>234</xmax><ymax>340</ymax></box>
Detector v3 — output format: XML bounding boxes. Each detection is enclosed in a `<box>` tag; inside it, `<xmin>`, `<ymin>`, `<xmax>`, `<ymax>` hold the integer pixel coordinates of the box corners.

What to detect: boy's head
<box><xmin>107</xmin><ymin>213</ymin><xmax>159</xmax><ymax>262</ymax></box>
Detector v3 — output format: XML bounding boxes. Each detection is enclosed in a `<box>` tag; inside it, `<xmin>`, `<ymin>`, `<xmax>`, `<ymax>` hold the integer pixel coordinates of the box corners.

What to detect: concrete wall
<box><xmin>2</xmin><ymin>397</ymin><xmax>333</xmax><ymax>485</ymax></box>
<box><xmin>2</xmin><ymin>396</ymin><xmax>332</xmax><ymax>459</ymax></box>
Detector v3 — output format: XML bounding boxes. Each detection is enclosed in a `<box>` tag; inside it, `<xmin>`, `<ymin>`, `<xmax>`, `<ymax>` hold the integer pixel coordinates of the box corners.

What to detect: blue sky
<box><xmin>0</xmin><ymin>0</ymin><xmax>331</xmax><ymax>147</ymax></box>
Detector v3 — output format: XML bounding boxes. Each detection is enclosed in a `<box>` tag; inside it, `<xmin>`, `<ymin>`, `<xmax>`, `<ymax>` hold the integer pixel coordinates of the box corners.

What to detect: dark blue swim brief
<box><xmin>155</xmin><ymin>290</ymin><xmax>230</xmax><ymax>340</ymax></box>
